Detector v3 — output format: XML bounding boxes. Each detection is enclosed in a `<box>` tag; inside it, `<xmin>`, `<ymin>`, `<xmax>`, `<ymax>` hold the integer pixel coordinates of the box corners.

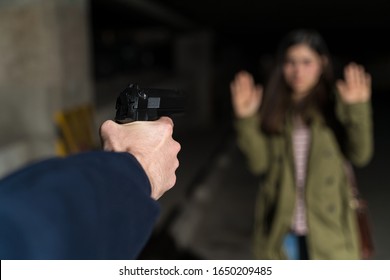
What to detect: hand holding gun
<box><xmin>115</xmin><ymin>84</ymin><xmax>185</xmax><ymax>124</ymax></box>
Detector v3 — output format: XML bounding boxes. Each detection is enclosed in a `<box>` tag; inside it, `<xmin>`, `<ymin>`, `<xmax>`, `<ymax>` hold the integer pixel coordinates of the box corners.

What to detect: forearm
<box><xmin>0</xmin><ymin>151</ymin><xmax>160</xmax><ymax>259</ymax></box>
<box><xmin>337</xmin><ymin>101</ymin><xmax>374</xmax><ymax>166</ymax></box>
<box><xmin>234</xmin><ymin>115</ymin><xmax>269</xmax><ymax>174</ymax></box>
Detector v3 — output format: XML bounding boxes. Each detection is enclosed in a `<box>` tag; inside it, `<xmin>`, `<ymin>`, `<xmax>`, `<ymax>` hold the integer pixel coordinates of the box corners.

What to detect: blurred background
<box><xmin>0</xmin><ymin>0</ymin><xmax>389</xmax><ymax>259</ymax></box>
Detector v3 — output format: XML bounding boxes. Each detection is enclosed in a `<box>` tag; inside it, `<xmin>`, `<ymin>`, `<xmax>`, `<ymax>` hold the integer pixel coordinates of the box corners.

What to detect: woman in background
<box><xmin>230</xmin><ymin>29</ymin><xmax>373</xmax><ymax>259</ymax></box>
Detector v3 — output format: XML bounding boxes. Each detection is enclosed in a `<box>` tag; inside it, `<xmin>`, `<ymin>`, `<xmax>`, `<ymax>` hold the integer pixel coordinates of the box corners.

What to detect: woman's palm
<box><xmin>337</xmin><ymin>63</ymin><xmax>371</xmax><ymax>104</ymax></box>
<box><xmin>230</xmin><ymin>71</ymin><xmax>263</xmax><ymax>118</ymax></box>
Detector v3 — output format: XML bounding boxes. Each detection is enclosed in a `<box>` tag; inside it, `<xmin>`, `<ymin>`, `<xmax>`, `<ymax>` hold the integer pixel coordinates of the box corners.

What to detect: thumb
<box><xmin>336</xmin><ymin>80</ymin><xmax>346</xmax><ymax>95</ymax></box>
<box><xmin>254</xmin><ymin>84</ymin><xmax>263</xmax><ymax>104</ymax></box>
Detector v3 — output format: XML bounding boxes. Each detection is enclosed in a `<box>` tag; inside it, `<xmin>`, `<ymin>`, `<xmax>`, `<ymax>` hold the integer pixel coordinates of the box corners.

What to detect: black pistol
<box><xmin>115</xmin><ymin>83</ymin><xmax>185</xmax><ymax>124</ymax></box>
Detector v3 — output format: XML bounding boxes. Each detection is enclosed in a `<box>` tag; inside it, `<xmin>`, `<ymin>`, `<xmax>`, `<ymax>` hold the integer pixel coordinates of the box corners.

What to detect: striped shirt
<box><xmin>291</xmin><ymin>117</ymin><xmax>311</xmax><ymax>235</ymax></box>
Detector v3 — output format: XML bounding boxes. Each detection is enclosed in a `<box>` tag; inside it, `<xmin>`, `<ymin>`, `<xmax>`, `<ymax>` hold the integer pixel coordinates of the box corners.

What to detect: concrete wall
<box><xmin>0</xmin><ymin>0</ymin><xmax>93</xmax><ymax>177</ymax></box>
<box><xmin>174</xmin><ymin>31</ymin><xmax>214</xmax><ymax>129</ymax></box>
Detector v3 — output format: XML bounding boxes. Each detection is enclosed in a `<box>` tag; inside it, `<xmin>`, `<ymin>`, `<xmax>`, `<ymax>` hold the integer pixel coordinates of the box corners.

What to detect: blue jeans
<box><xmin>283</xmin><ymin>233</ymin><xmax>309</xmax><ymax>260</ymax></box>
<box><xmin>283</xmin><ymin>233</ymin><xmax>300</xmax><ymax>260</ymax></box>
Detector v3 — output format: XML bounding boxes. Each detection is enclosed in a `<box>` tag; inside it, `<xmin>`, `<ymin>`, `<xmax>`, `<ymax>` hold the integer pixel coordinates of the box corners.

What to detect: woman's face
<box><xmin>282</xmin><ymin>43</ymin><xmax>325</xmax><ymax>100</ymax></box>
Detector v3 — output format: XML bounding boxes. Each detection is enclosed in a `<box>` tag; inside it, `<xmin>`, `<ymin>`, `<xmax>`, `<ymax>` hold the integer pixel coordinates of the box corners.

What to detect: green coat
<box><xmin>234</xmin><ymin>98</ymin><xmax>373</xmax><ymax>259</ymax></box>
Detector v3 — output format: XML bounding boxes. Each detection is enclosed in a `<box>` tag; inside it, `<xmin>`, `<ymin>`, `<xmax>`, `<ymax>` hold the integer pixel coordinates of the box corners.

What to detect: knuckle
<box><xmin>175</xmin><ymin>158</ymin><xmax>180</xmax><ymax>170</ymax></box>
<box><xmin>159</xmin><ymin>116</ymin><xmax>174</xmax><ymax>127</ymax></box>
<box><xmin>159</xmin><ymin>119</ymin><xmax>173</xmax><ymax>134</ymax></box>
<box><xmin>169</xmin><ymin>175</ymin><xmax>177</xmax><ymax>188</ymax></box>
<box><xmin>100</xmin><ymin>120</ymin><xmax>116</xmax><ymax>136</ymax></box>
<box><xmin>164</xmin><ymin>122</ymin><xmax>174</xmax><ymax>135</ymax></box>
<box><xmin>175</xmin><ymin>141</ymin><xmax>181</xmax><ymax>153</ymax></box>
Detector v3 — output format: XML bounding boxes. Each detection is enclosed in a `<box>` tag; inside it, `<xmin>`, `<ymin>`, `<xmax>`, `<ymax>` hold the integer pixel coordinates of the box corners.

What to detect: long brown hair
<box><xmin>260</xmin><ymin>29</ymin><xmax>336</xmax><ymax>134</ymax></box>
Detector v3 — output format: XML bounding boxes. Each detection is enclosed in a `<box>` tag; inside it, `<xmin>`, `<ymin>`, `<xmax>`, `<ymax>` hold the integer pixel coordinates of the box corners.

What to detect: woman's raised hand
<box><xmin>337</xmin><ymin>63</ymin><xmax>372</xmax><ymax>104</ymax></box>
<box><xmin>230</xmin><ymin>71</ymin><xmax>263</xmax><ymax>118</ymax></box>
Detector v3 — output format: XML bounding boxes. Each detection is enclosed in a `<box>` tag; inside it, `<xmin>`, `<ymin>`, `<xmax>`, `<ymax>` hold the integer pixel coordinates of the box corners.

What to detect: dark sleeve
<box><xmin>0</xmin><ymin>151</ymin><xmax>160</xmax><ymax>260</ymax></box>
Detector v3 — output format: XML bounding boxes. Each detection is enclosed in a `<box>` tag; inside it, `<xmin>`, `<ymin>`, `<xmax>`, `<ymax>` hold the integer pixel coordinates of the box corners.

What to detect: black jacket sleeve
<box><xmin>0</xmin><ymin>151</ymin><xmax>160</xmax><ymax>260</ymax></box>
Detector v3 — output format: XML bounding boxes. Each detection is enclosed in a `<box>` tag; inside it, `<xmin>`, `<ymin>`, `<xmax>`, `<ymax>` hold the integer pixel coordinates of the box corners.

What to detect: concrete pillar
<box><xmin>0</xmin><ymin>0</ymin><xmax>93</xmax><ymax>176</ymax></box>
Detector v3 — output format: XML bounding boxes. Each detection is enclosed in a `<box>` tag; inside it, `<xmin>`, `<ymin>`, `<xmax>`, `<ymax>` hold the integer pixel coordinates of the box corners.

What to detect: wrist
<box><xmin>128</xmin><ymin>151</ymin><xmax>159</xmax><ymax>200</ymax></box>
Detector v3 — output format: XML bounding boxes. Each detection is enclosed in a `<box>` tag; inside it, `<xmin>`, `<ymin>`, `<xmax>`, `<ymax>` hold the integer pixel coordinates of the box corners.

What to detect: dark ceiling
<box><xmin>91</xmin><ymin>0</ymin><xmax>389</xmax><ymax>29</ymax></box>
<box><xmin>148</xmin><ymin>0</ymin><xmax>388</xmax><ymax>29</ymax></box>
<box><xmin>90</xmin><ymin>0</ymin><xmax>389</xmax><ymax>55</ymax></box>
<box><xmin>91</xmin><ymin>0</ymin><xmax>389</xmax><ymax>32</ymax></box>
